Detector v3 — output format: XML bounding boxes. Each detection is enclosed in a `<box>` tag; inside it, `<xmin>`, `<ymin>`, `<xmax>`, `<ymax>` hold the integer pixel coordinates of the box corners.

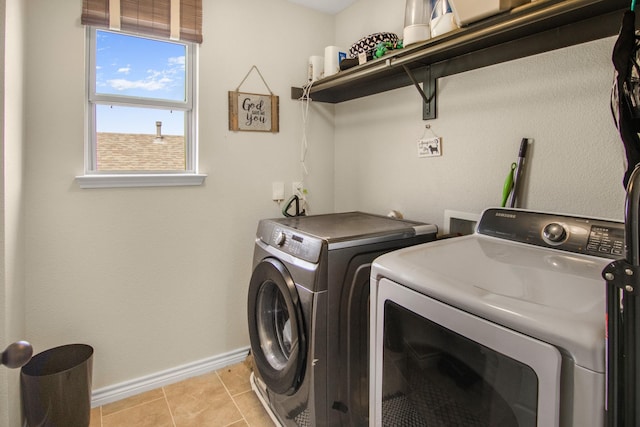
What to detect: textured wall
<box><xmin>334</xmin><ymin>0</ymin><xmax>626</xmax><ymax>226</ymax></box>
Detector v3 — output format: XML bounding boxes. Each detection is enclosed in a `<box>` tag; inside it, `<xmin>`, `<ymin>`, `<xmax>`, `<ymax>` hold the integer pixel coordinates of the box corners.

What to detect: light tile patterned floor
<box><xmin>89</xmin><ymin>360</ymin><xmax>275</xmax><ymax>427</ymax></box>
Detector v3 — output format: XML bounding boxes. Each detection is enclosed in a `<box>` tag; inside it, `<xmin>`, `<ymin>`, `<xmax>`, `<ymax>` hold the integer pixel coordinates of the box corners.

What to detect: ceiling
<box><xmin>286</xmin><ymin>0</ymin><xmax>357</xmax><ymax>14</ymax></box>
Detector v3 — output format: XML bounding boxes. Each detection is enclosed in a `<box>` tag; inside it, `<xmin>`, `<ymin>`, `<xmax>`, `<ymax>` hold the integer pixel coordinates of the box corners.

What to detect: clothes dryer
<box><xmin>247</xmin><ymin>212</ymin><xmax>437</xmax><ymax>426</ymax></box>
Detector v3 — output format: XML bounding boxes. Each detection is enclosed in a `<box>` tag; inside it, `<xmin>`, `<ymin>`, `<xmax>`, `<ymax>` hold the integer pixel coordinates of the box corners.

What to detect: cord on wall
<box><xmin>300</xmin><ymin>82</ymin><xmax>312</xmax><ymax>179</ymax></box>
<box><xmin>297</xmin><ymin>81</ymin><xmax>314</xmax><ymax>213</ymax></box>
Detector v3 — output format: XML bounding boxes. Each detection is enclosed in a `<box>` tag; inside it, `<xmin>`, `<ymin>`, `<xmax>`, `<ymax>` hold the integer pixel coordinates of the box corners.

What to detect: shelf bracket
<box><xmin>402</xmin><ymin>65</ymin><xmax>437</xmax><ymax>120</ymax></box>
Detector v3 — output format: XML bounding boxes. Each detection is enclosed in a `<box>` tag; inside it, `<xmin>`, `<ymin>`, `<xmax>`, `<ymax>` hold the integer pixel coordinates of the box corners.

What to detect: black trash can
<box><xmin>20</xmin><ymin>344</ymin><xmax>94</xmax><ymax>427</ymax></box>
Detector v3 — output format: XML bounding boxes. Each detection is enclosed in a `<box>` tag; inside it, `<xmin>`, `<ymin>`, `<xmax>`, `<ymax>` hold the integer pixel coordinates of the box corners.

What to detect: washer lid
<box><xmin>372</xmin><ymin>234</ymin><xmax>611</xmax><ymax>372</ymax></box>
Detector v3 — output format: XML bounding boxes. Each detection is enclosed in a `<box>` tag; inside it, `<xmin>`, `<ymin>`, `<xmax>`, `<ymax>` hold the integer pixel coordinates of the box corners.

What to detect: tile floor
<box><xmin>89</xmin><ymin>359</ymin><xmax>275</xmax><ymax>427</ymax></box>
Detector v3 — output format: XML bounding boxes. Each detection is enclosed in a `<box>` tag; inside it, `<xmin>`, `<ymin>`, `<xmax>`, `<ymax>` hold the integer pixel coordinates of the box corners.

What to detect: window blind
<box><xmin>81</xmin><ymin>0</ymin><xmax>202</xmax><ymax>43</ymax></box>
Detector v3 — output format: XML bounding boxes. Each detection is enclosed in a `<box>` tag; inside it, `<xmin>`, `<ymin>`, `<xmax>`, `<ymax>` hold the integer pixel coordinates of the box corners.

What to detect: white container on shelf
<box><xmin>324</xmin><ymin>46</ymin><xmax>346</xmax><ymax>77</ymax></box>
<box><xmin>403</xmin><ymin>0</ymin><xmax>432</xmax><ymax>46</ymax></box>
<box><xmin>430</xmin><ymin>0</ymin><xmax>457</xmax><ymax>37</ymax></box>
<box><xmin>448</xmin><ymin>0</ymin><xmax>530</xmax><ymax>26</ymax></box>
<box><xmin>308</xmin><ymin>56</ymin><xmax>323</xmax><ymax>82</ymax></box>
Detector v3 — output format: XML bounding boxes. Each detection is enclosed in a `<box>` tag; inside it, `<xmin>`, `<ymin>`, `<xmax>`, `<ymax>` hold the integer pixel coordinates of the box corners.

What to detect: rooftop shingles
<box><xmin>97</xmin><ymin>133</ymin><xmax>186</xmax><ymax>171</ymax></box>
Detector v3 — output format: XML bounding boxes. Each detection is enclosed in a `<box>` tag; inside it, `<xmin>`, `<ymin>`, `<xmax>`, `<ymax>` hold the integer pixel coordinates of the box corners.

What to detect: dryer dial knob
<box><xmin>543</xmin><ymin>223</ymin><xmax>567</xmax><ymax>243</ymax></box>
<box><xmin>275</xmin><ymin>232</ymin><xmax>286</xmax><ymax>247</ymax></box>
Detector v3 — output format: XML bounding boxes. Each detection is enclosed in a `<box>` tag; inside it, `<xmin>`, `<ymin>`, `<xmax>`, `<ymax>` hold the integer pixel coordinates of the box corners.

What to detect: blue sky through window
<box><xmin>95</xmin><ymin>30</ymin><xmax>187</xmax><ymax>135</ymax></box>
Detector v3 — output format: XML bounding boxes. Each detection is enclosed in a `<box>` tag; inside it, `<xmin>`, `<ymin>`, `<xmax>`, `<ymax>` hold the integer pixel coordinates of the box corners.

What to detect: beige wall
<box><xmin>23</xmin><ymin>0</ymin><xmax>335</xmax><ymax>391</ymax></box>
<box><xmin>334</xmin><ymin>0</ymin><xmax>626</xmax><ymax>225</ymax></box>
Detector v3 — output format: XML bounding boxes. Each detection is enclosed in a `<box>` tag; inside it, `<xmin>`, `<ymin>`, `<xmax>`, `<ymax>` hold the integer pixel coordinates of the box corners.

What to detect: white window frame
<box><xmin>76</xmin><ymin>27</ymin><xmax>206</xmax><ymax>189</ymax></box>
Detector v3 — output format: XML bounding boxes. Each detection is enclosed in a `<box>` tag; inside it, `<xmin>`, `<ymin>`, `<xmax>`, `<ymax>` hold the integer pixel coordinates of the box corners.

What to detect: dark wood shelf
<box><xmin>291</xmin><ymin>0</ymin><xmax>630</xmax><ymax>114</ymax></box>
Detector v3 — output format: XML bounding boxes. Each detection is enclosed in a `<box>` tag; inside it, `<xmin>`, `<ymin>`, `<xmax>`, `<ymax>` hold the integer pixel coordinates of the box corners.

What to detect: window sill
<box><xmin>75</xmin><ymin>173</ymin><xmax>207</xmax><ymax>189</ymax></box>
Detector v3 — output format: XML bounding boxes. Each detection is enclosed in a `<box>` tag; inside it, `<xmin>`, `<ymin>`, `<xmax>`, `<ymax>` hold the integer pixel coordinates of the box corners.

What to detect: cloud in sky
<box><xmin>108</xmin><ymin>73</ymin><xmax>172</xmax><ymax>91</ymax></box>
<box><xmin>105</xmin><ymin>57</ymin><xmax>184</xmax><ymax>93</ymax></box>
<box><xmin>168</xmin><ymin>56</ymin><xmax>185</xmax><ymax>68</ymax></box>
<box><xmin>96</xmin><ymin>32</ymin><xmax>185</xmax><ymax>99</ymax></box>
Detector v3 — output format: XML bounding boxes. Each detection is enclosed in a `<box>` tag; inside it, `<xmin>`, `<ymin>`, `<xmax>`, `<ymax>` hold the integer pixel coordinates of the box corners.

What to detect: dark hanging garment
<box><xmin>606</xmin><ymin>7</ymin><xmax>640</xmax><ymax>427</ymax></box>
<box><xmin>611</xmin><ymin>10</ymin><xmax>640</xmax><ymax>187</ymax></box>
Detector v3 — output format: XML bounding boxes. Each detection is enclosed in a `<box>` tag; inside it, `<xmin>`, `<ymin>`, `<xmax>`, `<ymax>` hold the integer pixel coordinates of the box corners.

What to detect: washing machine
<box><xmin>247</xmin><ymin>212</ymin><xmax>438</xmax><ymax>426</ymax></box>
<box><xmin>370</xmin><ymin>208</ymin><xmax>624</xmax><ymax>427</ymax></box>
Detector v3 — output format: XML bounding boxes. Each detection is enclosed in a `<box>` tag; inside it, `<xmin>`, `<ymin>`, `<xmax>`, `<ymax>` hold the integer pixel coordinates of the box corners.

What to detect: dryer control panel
<box><xmin>477</xmin><ymin>208</ymin><xmax>625</xmax><ymax>259</ymax></box>
<box><xmin>256</xmin><ymin>220</ymin><xmax>323</xmax><ymax>264</ymax></box>
<box><xmin>269</xmin><ymin>226</ymin><xmax>323</xmax><ymax>263</ymax></box>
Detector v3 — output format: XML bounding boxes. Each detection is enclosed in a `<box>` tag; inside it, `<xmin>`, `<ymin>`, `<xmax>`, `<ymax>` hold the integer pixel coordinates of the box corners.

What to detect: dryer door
<box><xmin>248</xmin><ymin>257</ymin><xmax>306</xmax><ymax>396</ymax></box>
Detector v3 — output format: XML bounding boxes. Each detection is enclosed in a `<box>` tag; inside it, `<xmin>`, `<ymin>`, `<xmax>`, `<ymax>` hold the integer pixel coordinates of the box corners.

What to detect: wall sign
<box><xmin>228</xmin><ymin>91</ymin><xmax>279</xmax><ymax>132</ymax></box>
<box><xmin>228</xmin><ymin>65</ymin><xmax>279</xmax><ymax>133</ymax></box>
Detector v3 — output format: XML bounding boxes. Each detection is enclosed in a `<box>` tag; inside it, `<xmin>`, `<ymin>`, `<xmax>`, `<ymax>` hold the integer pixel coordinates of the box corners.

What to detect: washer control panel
<box><xmin>542</xmin><ymin>222</ymin><xmax>567</xmax><ymax>244</ymax></box>
<box><xmin>478</xmin><ymin>208</ymin><xmax>625</xmax><ymax>259</ymax></box>
<box><xmin>587</xmin><ymin>225</ymin><xmax>624</xmax><ymax>257</ymax></box>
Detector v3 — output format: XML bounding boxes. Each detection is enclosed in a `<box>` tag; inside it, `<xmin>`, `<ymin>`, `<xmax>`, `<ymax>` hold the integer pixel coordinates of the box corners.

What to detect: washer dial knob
<box><xmin>543</xmin><ymin>223</ymin><xmax>567</xmax><ymax>244</ymax></box>
<box><xmin>275</xmin><ymin>232</ymin><xmax>286</xmax><ymax>247</ymax></box>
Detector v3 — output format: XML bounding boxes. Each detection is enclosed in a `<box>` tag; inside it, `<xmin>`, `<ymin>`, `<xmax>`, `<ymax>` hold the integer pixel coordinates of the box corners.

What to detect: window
<box><xmin>78</xmin><ymin>28</ymin><xmax>204</xmax><ymax>188</ymax></box>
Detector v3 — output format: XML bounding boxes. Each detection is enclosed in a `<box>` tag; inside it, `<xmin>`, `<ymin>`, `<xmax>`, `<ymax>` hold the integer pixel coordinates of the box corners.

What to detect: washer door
<box><xmin>248</xmin><ymin>257</ymin><xmax>306</xmax><ymax>396</ymax></box>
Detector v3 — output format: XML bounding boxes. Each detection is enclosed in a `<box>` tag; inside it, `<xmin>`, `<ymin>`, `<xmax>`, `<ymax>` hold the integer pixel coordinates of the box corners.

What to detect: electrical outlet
<box><xmin>272</xmin><ymin>182</ymin><xmax>285</xmax><ymax>202</ymax></box>
<box><xmin>292</xmin><ymin>182</ymin><xmax>304</xmax><ymax>198</ymax></box>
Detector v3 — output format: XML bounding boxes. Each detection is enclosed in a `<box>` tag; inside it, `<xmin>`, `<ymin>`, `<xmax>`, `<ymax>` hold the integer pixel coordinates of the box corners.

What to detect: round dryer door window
<box><xmin>248</xmin><ymin>258</ymin><xmax>306</xmax><ymax>395</ymax></box>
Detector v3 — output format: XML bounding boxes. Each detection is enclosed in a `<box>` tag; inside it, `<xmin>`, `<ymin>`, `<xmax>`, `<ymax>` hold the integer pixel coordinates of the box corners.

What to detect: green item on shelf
<box><xmin>501</xmin><ymin>163</ymin><xmax>516</xmax><ymax>207</ymax></box>
<box><xmin>374</xmin><ymin>42</ymin><xmax>391</xmax><ymax>58</ymax></box>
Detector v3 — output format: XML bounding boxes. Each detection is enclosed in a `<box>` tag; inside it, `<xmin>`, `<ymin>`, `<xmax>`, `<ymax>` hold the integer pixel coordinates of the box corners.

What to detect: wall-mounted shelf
<box><xmin>291</xmin><ymin>0</ymin><xmax>630</xmax><ymax>119</ymax></box>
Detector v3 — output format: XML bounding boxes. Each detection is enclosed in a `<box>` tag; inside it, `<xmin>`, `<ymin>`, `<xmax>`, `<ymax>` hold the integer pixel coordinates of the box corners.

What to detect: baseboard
<box><xmin>91</xmin><ymin>346</ymin><xmax>250</xmax><ymax>407</ymax></box>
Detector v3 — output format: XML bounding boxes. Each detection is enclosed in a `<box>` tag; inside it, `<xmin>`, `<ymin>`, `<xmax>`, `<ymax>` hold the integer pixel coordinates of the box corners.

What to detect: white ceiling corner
<box><xmin>286</xmin><ymin>0</ymin><xmax>357</xmax><ymax>14</ymax></box>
